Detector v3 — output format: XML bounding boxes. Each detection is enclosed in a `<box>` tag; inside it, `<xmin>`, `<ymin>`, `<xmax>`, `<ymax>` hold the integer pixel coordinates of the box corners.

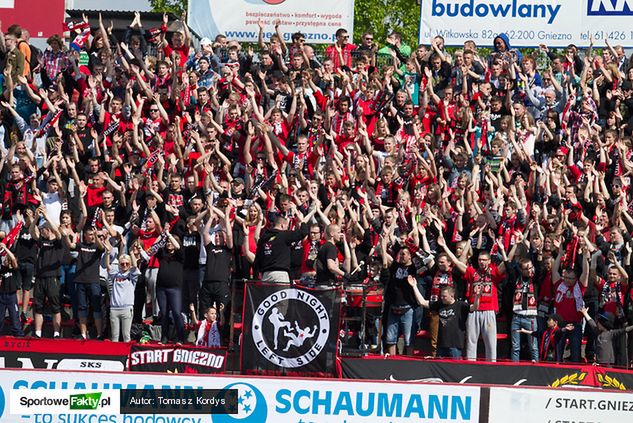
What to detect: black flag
<box><xmin>241</xmin><ymin>283</ymin><xmax>341</xmax><ymax>377</ymax></box>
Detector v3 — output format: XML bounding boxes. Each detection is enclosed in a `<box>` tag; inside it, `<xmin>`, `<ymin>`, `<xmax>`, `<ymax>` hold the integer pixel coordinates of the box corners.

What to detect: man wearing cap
<box><xmin>230</xmin><ymin>178</ymin><xmax>246</xmax><ymax>200</ymax></box>
<box><xmin>187</xmin><ymin>37</ymin><xmax>222</xmax><ymax>74</ymax></box>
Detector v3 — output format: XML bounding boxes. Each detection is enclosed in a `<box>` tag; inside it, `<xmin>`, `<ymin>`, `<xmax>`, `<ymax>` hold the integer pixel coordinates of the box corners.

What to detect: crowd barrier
<box><xmin>3</xmin><ymin>336</ymin><xmax>633</xmax><ymax>392</ymax></box>
<box><xmin>0</xmin><ymin>338</ymin><xmax>226</xmax><ymax>375</ymax></box>
<box><xmin>341</xmin><ymin>355</ymin><xmax>633</xmax><ymax>391</ymax></box>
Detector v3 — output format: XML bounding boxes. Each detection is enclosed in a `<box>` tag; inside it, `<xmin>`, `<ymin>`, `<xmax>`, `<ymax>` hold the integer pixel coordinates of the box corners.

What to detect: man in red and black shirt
<box><xmin>324</xmin><ymin>28</ymin><xmax>356</xmax><ymax>71</ymax></box>
<box><xmin>552</xmin><ymin>247</ymin><xmax>590</xmax><ymax>363</ymax></box>
<box><xmin>439</xmin><ymin>235</ymin><xmax>507</xmax><ymax>361</ymax></box>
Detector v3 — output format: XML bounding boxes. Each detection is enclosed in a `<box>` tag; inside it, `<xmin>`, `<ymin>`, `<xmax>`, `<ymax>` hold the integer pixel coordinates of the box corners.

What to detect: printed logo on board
<box><xmin>252</xmin><ymin>289</ymin><xmax>329</xmax><ymax>368</ymax></box>
<box><xmin>212</xmin><ymin>382</ymin><xmax>267</xmax><ymax>423</ymax></box>
<box><xmin>587</xmin><ymin>0</ymin><xmax>633</xmax><ymax>15</ymax></box>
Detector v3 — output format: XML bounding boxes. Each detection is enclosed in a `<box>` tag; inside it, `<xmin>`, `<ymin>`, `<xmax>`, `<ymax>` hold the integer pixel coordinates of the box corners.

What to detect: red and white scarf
<box><xmin>196</xmin><ymin>319</ymin><xmax>220</xmax><ymax>347</ymax></box>
<box><xmin>556</xmin><ymin>281</ymin><xmax>585</xmax><ymax>311</ymax></box>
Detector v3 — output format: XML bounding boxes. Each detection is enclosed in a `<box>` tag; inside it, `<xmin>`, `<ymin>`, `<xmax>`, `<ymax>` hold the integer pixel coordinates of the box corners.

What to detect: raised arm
<box><xmin>407</xmin><ymin>275</ymin><xmax>429</xmax><ymax>308</ymax></box>
<box><xmin>437</xmin><ymin>234</ymin><xmax>467</xmax><ymax>274</ymax></box>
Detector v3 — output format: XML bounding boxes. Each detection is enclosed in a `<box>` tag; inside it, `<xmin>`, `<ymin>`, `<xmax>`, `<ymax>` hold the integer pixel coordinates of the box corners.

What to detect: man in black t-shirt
<box><xmin>315</xmin><ymin>224</ymin><xmax>350</xmax><ymax>286</ymax></box>
<box><xmin>29</xmin><ymin>206</ymin><xmax>63</xmax><ymax>339</ymax></box>
<box><xmin>412</xmin><ymin>283</ymin><xmax>481</xmax><ymax>359</ymax></box>
<box><xmin>182</xmin><ymin>215</ymin><xmax>204</xmax><ymax>314</ymax></box>
<box><xmin>201</xmin><ymin>205</ymin><xmax>233</xmax><ymax>315</ymax></box>
<box><xmin>255</xmin><ymin>216</ymin><xmax>309</xmax><ymax>283</ymax></box>
<box><xmin>64</xmin><ymin>227</ymin><xmax>106</xmax><ymax>340</ymax></box>
<box><xmin>382</xmin><ymin>243</ymin><xmax>419</xmax><ymax>357</ymax></box>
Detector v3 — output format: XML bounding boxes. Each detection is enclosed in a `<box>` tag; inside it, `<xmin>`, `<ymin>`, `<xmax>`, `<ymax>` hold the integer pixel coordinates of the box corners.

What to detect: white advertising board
<box><xmin>188</xmin><ymin>0</ymin><xmax>355</xmax><ymax>44</ymax></box>
<box><xmin>0</xmin><ymin>369</ymin><xmax>481</xmax><ymax>423</ymax></box>
<box><xmin>488</xmin><ymin>386</ymin><xmax>633</xmax><ymax>423</ymax></box>
<box><xmin>420</xmin><ymin>0</ymin><xmax>633</xmax><ymax>47</ymax></box>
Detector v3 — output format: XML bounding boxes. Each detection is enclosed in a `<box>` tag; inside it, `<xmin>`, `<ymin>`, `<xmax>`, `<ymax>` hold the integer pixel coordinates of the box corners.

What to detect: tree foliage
<box><xmin>354</xmin><ymin>0</ymin><xmax>420</xmax><ymax>48</ymax></box>
<box><xmin>149</xmin><ymin>0</ymin><xmax>188</xmax><ymax>16</ymax></box>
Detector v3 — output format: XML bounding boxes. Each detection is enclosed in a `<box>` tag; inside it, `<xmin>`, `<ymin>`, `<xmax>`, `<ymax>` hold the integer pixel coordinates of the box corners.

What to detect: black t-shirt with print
<box><xmin>429</xmin><ymin>300</ymin><xmax>470</xmax><ymax>349</ymax></box>
<box><xmin>74</xmin><ymin>242</ymin><xmax>105</xmax><ymax>284</ymax></box>
<box><xmin>0</xmin><ymin>265</ymin><xmax>18</xmax><ymax>293</ymax></box>
<box><xmin>36</xmin><ymin>238</ymin><xmax>63</xmax><ymax>278</ymax></box>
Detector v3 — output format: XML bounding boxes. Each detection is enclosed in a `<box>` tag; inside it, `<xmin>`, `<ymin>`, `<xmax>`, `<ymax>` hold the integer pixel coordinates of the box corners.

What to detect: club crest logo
<box><xmin>252</xmin><ymin>288</ymin><xmax>329</xmax><ymax>368</ymax></box>
<box><xmin>212</xmin><ymin>382</ymin><xmax>267</xmax><ymax>423</ymax></box>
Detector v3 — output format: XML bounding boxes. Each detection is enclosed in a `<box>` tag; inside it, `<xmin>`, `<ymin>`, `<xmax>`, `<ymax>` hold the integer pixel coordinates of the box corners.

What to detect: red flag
<box><xmin>63</xmin><ymin>21</ymin><xmax>90</xmax><ymax>32</ymax></box>
<box><xmin>0</xmin><ymin>221</ymin><xmax>23</xmax><ymax>256</ymax></box>
<box><xmin>142</xmin><ymin>149</ymin><xmax>162</xmax><ymax>175</ymax></box>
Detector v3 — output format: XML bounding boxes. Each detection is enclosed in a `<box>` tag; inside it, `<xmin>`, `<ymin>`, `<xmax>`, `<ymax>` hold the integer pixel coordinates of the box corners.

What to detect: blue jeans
<box><xmin>386</xmin><ymin>305</ymin><xmax>414</xmax><ymax>346</ymax></box>
<box><xmin>559</xmin><ymin>320</ymin><xmax>583</xmax><ymax>362</ymax></box>
<box><xmin>0</xmin><ymin>292</ymin><xmax>24</xmax><ymax>336</ymax></box>
<box><xmin>16</xmin><ymin>262</ymin><xmax>35</xmax><ymax>291</ymax></box>
<box><xmin>511</xmin><ymin>314</ymin><xmax>539</xmax><ymax>361</ymax></box>
<box><xmin>437</xmin><ymin>347</ymin><xmax>462</xmax><ymax>359</ymax></box>
<box><xmin>410</xmin><ymin>280</ymin><xmax>426</xmax><ymax>339</ymax></box>
<box><xmin>157</xmin><ymin>287</ymin><xmax>185</xmax><ymax>343</ymax></box>
<box><xmin>60</xmin><ymin>264</ymin><xmax>77</xmax><ymax>319</ymax></box>
<box><xmin>76</xmin><ymin>282</ymin><xmax>102</xmax><ymax>319</ymax></box>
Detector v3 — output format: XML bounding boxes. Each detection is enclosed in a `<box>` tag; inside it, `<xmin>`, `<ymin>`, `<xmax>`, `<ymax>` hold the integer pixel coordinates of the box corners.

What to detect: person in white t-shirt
<box><xmin>40</xmin><ymin>175</ymin><xmax>65</xmax><ymax>226</ymax></box>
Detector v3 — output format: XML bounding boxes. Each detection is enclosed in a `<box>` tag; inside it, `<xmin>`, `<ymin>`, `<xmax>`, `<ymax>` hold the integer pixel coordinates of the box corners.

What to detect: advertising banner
<box><xmin>0</xmin><ymin>338</ymin><xmax>128</xmax><ymax>371</ymax></box>
<box><xmin>488</xmin><ymin>386</ymin><xmax>633</xmax><ymax>423</ymax></box>
<box><xmin>341</xmin><ymin>357</ymin><xmax>593</xmax><ymax>388</ymax></box>
<box><xmin>420</xmin><ymin>0</ymin><xmax>633</xmax><ymax>47</ymax></box>
<box><xmin>187</xmin><ymin>0</ymin><xmax>355</xmax><ymax>44</ymax></box>
<box><xmin>241</xmin><ymin>283</ymin><xmax>341</xmax><ymax>377</ymax></box>
<box><xmin>128</xmin><ymin>345</ymin><xmax>227</xmax><ymax>374</ymax></box>
<box><xmin>0</xmin><ymin>369</ymin><xmax>481</xmax><ymax>423</ymax></box>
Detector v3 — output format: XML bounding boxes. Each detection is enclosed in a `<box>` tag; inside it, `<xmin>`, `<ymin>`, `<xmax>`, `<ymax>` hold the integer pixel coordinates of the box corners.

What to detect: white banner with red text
<box><xmin>187</xmin><ymin>0</ymin><xmax>355</xmax><ymax>44</ymax></box>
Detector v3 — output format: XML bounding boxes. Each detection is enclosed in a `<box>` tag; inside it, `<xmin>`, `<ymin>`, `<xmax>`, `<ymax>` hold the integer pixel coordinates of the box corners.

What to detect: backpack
<box><xmin>18</xmin><ymin>40</ymin><xmax>42</xmax><ymax>72</ymax></box>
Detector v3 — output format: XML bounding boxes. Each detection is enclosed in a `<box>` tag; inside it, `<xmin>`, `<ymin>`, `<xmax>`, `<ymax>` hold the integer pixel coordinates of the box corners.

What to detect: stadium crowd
<box><xmin>0</xmin><ymin>11</ymin><xmax>633</xmax><ymax>367</ymax></box>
